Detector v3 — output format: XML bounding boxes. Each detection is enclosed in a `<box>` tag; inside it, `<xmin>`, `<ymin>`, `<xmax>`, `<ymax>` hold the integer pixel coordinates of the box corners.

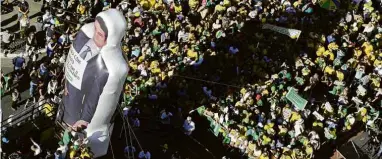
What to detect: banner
<box><xmin>210</xmin><ymin>121</ymin><xmax>221</xmax><ymax>137</ymax></box>
<box><xmin>201</xmin><ymin>110</ymin><xmax>225</xmax><ymax>137</ymax></box>
<box><xmin>65</xmin><ymin>46</ymin><xmax>88</xmax><ymax>90</ymax></box>
<box><xmin>262</xmin><ymin>24</ymin><xmax>302</xmax><ymax>39</ymax></box>
<box><xmin>196</xmin><ymin>106</ymin><xmax>206</xmax><ymax>115</ymax></box>
<box><xmin>286</xmin><ymin>88</ymin><xmax>308</xmax><ymax>110</ymax></box>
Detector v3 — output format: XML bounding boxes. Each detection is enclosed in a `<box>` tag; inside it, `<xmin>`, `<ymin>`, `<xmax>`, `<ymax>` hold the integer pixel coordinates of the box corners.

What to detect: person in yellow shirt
<box><xmin>323</xmin><ymin>50</ymin><xmax>334</xmax><ymax>61</ymax></box>
<box><xmin>353</xmin><ymin>48</ymin><xmax>362</xmax><ymax>58</ymax></box>
<box><xmin>139</xmin><ymin>0</ymin><xmax>151</xmax><ymax>10</ymax></box>
<box><xmin>169</xmin><ymin>42</ymin><xmax>179</xmax><ymax>55</ymax></box>
<box><xmin>174</xmin><ymin>2</ymin><xmax>182</xmax><ymax>14</ymax></box>
<box><xmin>129</xmin><ymin>60</ymin><xmax>138</xmax><ymax>71</ymax></box>
<box><xmin>223</xmin><ymin>0</ymin><xmax>231</xmax><ymax>6</ymax></box>
<box><xmin>357</xmin><ymin>107</ymin><xmax>368</xmax><ymax>123</ymax></box>
<box><xmin>259</xmin><ymin>152</ymin><xmax>270</xmax><ymax>159</ymax></box>
<box><xmin>324</xmin><ymin>65</ymin><xmax>335</xmax><ymax>75</ymax></box>
<box><xmin>187</xmin><ymin>48</ymin><xmax>198</xmax><ymax>58</ymax></box>
<box><xmin>150</xmin><ymin>60</ymin><xmax>161</xmax><ymax>74</ymax></box>
<box><xmin>371</xmin><ymin>75</ymin><xmax>381</xmax><ymax>88</ymax></box>
<box><xmin>280</xmin><ymin>148</ymin><xmax>293</xmax><ymax>159</ymax></box>
<box><xmin>77</xmin><ymin>2</ymin><xmax>87</xmax><ymax>16</ymax></box>
<box><xmin>336</xmin><ymin>70</ymin><xmax>344</xmax><ymax>81</ymax></box>
<box><xmin>153</xmin><ymin>0</ymin><xmax>164</xmax><ymax>11</ymax></box>
<box><xmin>238</xmin><ymin>6</ymin><xmax>248</xmax><ymax>16</ymax></box>
<box><xmin>293</xmin><ymin>0</ymin><xmax>302</xmax><ymax>8</ymax></box>
<box><xmin>362</xmin><ymin>42</ymin><xmax>373</xmax><ymax>55</ymax></box>
<box><xmin>69</xmin><ymin>146</ymin><xmax>79</xmax><ymax>159</ymax></box>
<box><xmin>328</xmin><ymin>42</ymin><xmax>339</xmax><ymax>51</ymax></box>
<box><xmin>290</xmin><ymin>112</ymin><xmax>301</xmax><ymax>123</ymax></box>
<box><xmin>316</xmin><ymin>45</ymin><xmax>325</xmax><ymax>57</ymax></box>
<box><xmin>214</xmin><ymin>2</ymin><xmax>226</xmax><ymax>13</ymax></box>
<box><xmin>80</xmin><ymin>147</ymin><xmax>93</xmax><ymax>159</ymax></box>
<box><xmin>43</xmin><ymin>102</ymin><xmax>54</xmax><ymax>117</ymax></box>
<box><xmin>374</xmin><ymin>56</ymin><xmax>382</xmax><ymax>67</ymax></box>
<box><xmin>261</xmin><ymin>135</ymin><xmax>271</xmax><ymax>145</ymax></box>
<box><xmin>264</xmin><ymin>122</ymin><xmax>275</xmax><ymax>135</ymax></box>
<box><xmin>189</xmin><ymin>0</ymin><xmax>199</xmax><ymax>10</ymax></box>
<box><xmin>138</xmin><ymin>55</ymin><xmax>146</xmax><ymax>63</ymax></box>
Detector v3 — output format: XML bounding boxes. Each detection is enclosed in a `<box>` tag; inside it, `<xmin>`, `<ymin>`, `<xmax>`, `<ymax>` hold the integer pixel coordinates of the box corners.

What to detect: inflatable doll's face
<box><xmin>94</xmin><ymin>20</ymin><xmax>107</xmax><ymax>48</ymax></box>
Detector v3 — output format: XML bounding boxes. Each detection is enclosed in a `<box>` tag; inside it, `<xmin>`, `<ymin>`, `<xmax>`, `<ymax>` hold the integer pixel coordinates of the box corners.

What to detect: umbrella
<box><xmin>318</xmin><ymin>0</ymin><xmax>340</xmax><ymax>10</ymax></box>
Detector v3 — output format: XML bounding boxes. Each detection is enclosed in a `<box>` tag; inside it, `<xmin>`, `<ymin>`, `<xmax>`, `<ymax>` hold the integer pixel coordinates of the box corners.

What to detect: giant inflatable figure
<box><xmin>57</xmin><ymin>9</ymin><xmax>128</xmax><ymax>157</ymax></box>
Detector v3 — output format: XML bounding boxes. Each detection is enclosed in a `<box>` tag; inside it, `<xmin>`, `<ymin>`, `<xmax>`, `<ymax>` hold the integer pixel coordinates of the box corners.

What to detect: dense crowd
<box><xmin>117</xmin><ymin>0</ymin><xmax>382</xmax><ymax>158</ymax></box>
<box><xmin>1</xmin><ymin>0</ymin><xmax>382</xmax><ymax>158</ymax></box>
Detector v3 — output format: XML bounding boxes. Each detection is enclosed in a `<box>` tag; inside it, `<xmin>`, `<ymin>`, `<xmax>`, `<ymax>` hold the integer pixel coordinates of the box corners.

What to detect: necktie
<box><xmin>80</xmin><ymin>46</ymin><xmax>91</xmax><ymax>60</ymax></box>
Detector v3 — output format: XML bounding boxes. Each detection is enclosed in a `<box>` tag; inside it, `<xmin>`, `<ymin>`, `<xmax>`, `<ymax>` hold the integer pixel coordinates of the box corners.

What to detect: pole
<box><xmin>108</xmin><ymin>124</ymin><xmax>116</xmax><ymax>159</ymax></box>
<box><xmin>351</xmin><ymin>141</ymin><xmax>361</xmax><ymax>158</ymax></box>
<box><xmin>119</xmin><ymin>115</ymin><xmax>125</xmax><ymax>139</ymax></box>
<box><xmin>127</xmin><ymin>118</ymin><xmax>134</xmax><ymax>159</ymax></box>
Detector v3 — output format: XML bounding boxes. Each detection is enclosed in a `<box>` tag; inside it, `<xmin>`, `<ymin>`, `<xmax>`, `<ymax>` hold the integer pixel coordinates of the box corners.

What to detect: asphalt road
<box><xmin>1</xmin><ymin>0</ymin><xmax>43</xmax><ymax>32</ymax></box>
<box><xmin>1</xmin><ymin>0</ymin><xmax>44</xmax><ymax>121</ymax></box>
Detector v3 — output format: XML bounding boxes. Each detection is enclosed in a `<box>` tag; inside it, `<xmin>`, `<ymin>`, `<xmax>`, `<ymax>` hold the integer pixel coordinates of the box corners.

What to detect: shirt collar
<box><xmin>85</xmin><ymin>39</ymin><xmax>101</xmax><ymax>56</ymax></box>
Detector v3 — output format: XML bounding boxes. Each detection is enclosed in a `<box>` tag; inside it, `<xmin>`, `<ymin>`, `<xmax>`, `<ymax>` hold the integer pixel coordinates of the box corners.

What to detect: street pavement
<box><xmin>1</xmin><ymin>0</ymin><xmax>43</xmax><ymax>121</ymax></box>
<box><xmin>1</xmin><ymin>0</ymin><xmax>43</xmax><ymax>33</ymax></box>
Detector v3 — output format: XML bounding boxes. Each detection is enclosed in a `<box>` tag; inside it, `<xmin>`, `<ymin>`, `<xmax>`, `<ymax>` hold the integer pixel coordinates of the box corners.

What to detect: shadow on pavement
<box><xmin>1</xmin><ymin>14</ymin><xmax>17</xmax><ymax>27</ymax></box>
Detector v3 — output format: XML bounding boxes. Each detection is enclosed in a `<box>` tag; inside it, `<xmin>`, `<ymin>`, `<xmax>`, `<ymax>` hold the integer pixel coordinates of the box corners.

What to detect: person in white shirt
<box><xmin>57</xmin><ymin>141</ymin><xmax>68</xmax><ymax>159</ymax></box>
<box><xmin>183</xmin><ymin>116</ymin><xmax>195</xmax><ymax>135</ymax></box>
<box><xmin>48</xmin><ymin>78</ymin><xmax>58</xmax><ymax>97</ymax></box>
<box><xmin>138</xmin><ymin>149</ymin><xmax>151</xmax><ymax>159</ymax></box>
<box><xmin>137</xmin><ymin>63</ymin><xmax>148</xmax><ymax>77</ymax></box>
<box><xmin>0</xmin><ymin>29</ymin><xmax>12</xmax><ymax>56</ymax></box>
<box><xmin>42</xmin><ymin>10</ymin><xmax>52</xmax><ymax>30</ymax></box>
<box><xmin>177</xmin><ymin>28</ymin><xmax>185</xmax><ymax>42</ymax></box>
<box><xmin>212</xmin><ymin>19</ymin><xmax>222</xmax><ymax>30</ymax></box>
<box><xmin>26</xmin><ymin>32</ymin><xmax>36</xmax><ymax>56</ymax></box>
<box><xmin>19</xmin><ymin>15</ymin><xmax>30</xmax><ymax>38</ymax></box>
<box><xmin>117</xmin><ymin>0</ymin><xmax>129</xmax><ymax>14</ymax></box>
<box><xmin>30</xmin><ymin>138</ymin><xmax>41</xmax><ymax>157</ymax></box>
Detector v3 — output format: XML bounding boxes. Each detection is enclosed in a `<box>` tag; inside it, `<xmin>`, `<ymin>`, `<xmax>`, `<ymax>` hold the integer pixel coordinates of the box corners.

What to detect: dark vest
<box><xmin>61</xmin><ymin>30</ymin><xmax>109</xmax><ymax>125</ymax></box>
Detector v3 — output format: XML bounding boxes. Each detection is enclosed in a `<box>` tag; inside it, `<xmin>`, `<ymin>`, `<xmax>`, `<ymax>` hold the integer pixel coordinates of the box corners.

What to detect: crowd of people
<box><xmin>1</xmin><ymin>0</ymin><xmax>382</xmax><ymax>158</ymax></box>
<box><xmin>117</xmin><ymin>0</ymin><xmax>382</xmax><ymax>158</ymax></box>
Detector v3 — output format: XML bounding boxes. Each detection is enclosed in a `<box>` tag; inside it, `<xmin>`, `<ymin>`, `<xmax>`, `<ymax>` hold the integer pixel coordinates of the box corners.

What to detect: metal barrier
<box><xmin>0</xmin><ymin>99</ymin><xmax>57</xmax><ymax>134</ymax></box>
